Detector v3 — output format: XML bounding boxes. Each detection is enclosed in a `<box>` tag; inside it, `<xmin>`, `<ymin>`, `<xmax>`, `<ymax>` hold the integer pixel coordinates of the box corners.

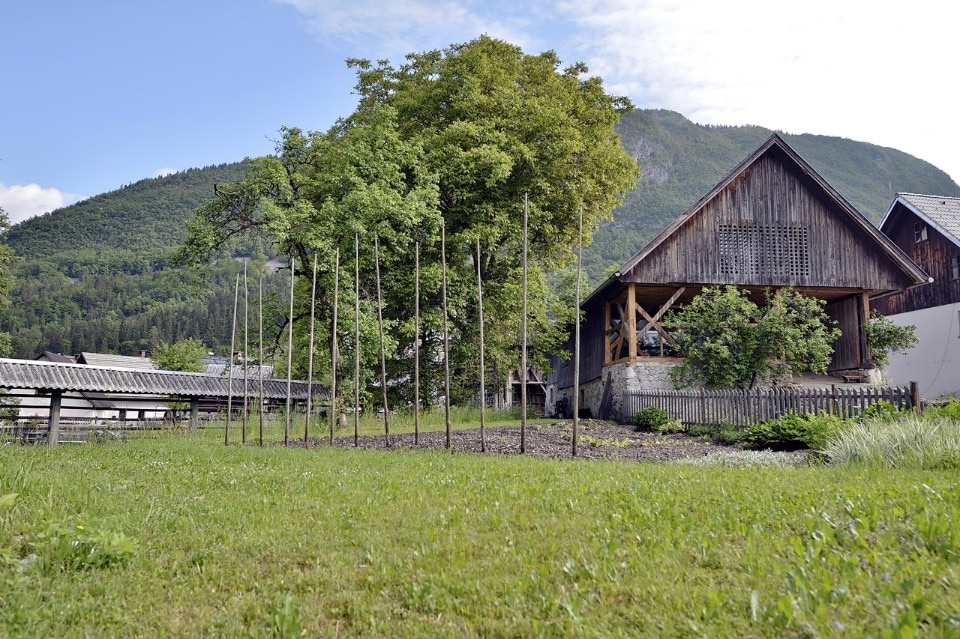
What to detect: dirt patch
<box><xmin>296</xmin><ymin>420</ymin><xmax>741</xmax><ymax>463</ymax></box>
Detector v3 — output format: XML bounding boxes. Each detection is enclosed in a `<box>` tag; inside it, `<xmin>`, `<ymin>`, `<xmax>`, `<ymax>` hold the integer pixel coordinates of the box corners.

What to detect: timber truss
<box><xmin>604</xmin><ymin>284</ymin><xmax>686</xmax><ymax>365</ymax></box>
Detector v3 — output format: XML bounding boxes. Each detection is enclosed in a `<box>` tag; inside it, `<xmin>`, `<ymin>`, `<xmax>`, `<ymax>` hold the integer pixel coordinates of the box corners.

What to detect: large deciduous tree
<box><xmin>152</xmin><ymin>338</ymin><xmax>208</xmax><ymax>373</ymax></box>
<box><xmin>0</xmin><ymin>207</ymin><xmax>16</xmax><ymax>356</ymax></box>
<box><xmin>669</xmin><ymin>286</ymin><xmax>841</xmax><ymax>390</ymax></box>
<box><xmin>178</xmin><ymin>36</ymin><xmax>639</xmax><ymax>408</ymax></box>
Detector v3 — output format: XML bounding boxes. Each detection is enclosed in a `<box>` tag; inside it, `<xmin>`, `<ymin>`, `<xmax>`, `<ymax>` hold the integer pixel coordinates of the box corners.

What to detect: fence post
<box><xmin>699</xmin><ymin>387</ymin><xmax>705</xmax><ymax>426</ymax></box>
<box><xmin>48</xmin><ymin>390</ymin><xmax>62</xmax><ymax>447</ymax></box>
<box><xmin>910</xmin><ymin>381</ymin><xmax>920</xmax><ymax>414</ymax></box>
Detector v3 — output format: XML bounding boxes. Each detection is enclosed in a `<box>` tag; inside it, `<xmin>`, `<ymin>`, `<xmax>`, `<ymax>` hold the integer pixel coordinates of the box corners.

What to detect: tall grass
<box><xmin>824</xmin><ymin>415</ymin><xmax>960</xmax><ymax>468</ymax></box>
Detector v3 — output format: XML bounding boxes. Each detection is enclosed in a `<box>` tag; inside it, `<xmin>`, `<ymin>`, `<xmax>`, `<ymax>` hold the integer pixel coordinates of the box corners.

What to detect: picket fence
<box><xmin>623</xmin><ymin>383</ymin><xmax>918</xmax><ymax>428</ymax></box>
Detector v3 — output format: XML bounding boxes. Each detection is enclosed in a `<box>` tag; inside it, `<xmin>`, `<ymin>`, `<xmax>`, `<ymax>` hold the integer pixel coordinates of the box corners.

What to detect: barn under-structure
<box><xmin>546</xmin><ymin>134</ymin><xmax>930</xmax><ymax>421</ymax></box>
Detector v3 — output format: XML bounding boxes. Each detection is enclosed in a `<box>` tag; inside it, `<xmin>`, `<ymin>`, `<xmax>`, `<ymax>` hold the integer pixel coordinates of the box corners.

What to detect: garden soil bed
<box><xmin>296</xmin><ymin>420</ymin><xmax>742</xmax><ymax>463</ymax></box>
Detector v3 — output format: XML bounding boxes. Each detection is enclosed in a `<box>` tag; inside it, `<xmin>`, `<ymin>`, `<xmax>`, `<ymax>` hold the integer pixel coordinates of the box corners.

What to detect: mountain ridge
<box><xmin>3</xmin><ymin>109</ymin><xmax>958</xmax><ymax>358</ymax></box>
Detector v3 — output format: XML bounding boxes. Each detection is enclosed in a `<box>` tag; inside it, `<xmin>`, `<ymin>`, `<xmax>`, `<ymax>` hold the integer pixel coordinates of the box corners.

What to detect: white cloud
<box><xmin>558</xmin><ymin>0</ymin><xmax>960</xmax><ymax>182</ymax></box>
<box><xmin>276</xmin><ymin>0</ymin><xmax>960</xmax><ymax>183</ymax></box>
<box><xmin>0</xmin><ymin>182</ymin><xmax>82</xmax><ymax>225</ymax></box>
<box><xmin>153</xmin><ymin>168</ymin><xmax>178</xmax><ymax>178</ymax></box>
<box><xmin>274</xmin><ymin>0</ymin><xmax>536</xmax><ymax>57</ymax></box>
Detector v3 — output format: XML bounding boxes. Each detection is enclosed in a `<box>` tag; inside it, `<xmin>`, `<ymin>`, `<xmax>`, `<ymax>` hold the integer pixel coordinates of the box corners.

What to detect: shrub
<box><xmin>686</xmin><ymin>424</ymin><xmax>746</xmax><ymax>445</ymax></box>
<box><xmin>925</xmin><ymin>397</ymin><xmax>960</xmax><ymax>421</ymax></box>
<box><xmin>858</xmin><ymin>400</ymin><xmax>909</xmax><ymax>423</ymax></box>
<box><xmin>634</xmin><ymin>407</ymin><xmax>669</xmax><ymax>431</ymax></box>
<box><xmin>743</xmin><ymin>412</ymin><xmax>847</xmax><ymax>451</ymax></box>
<box><xmin>655</xmin><ymin>419</ymin><xmax>685</xmax><ymax>434</ymax></box>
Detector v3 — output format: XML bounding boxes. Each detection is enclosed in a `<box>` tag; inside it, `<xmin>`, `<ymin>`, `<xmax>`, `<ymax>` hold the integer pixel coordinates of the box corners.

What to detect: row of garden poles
<box><xmin>224</xmin><ymin>262</ymin><xmax>268</xmax><ymax>446</ymax></box>
<box><xmin>222</xmin><ymin>195</ymin><xmax>586</xmax><ymax>456</ymax></box>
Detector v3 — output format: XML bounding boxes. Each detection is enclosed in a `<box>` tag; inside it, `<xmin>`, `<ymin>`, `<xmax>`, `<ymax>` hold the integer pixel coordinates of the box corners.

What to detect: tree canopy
<box><xmin>177</xmin><ymin>36</ymin><xmax>639</xmax><ymax>408</ymax></box>
<box><xmin>668</xmin><ymin>286</ymin><xmax>841</xmax><ymax>390</ymax></box>
<box><xmin>152</xmin><ymin>338</ymin><xmax>208</xmax><ymax>373</ymax></box>
<box><xmin>0</xmin><ymin>207</ymin><xmax>15</xmax><ymax>356</ymax></box>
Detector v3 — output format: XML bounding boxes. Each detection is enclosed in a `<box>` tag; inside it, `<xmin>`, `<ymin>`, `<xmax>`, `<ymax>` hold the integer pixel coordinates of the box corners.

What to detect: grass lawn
<box><xmin>1</xmin><ymin>429</ymin><xmax>958</xmax><ymax>637</ymax></box>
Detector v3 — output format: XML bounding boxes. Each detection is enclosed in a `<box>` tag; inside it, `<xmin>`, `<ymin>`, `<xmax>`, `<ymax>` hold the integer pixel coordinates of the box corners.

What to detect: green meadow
<box><xmin>1</xmin><ymin>426</ymin><xmax>958</xmax><ymax>638</ymax></box>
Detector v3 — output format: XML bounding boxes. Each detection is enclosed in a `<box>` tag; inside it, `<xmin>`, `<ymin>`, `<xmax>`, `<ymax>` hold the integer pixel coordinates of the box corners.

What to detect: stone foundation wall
<box><xmin>547</xmin><ymin>360</ymin><xmax>686</xmax><ymax>422</ymax></box>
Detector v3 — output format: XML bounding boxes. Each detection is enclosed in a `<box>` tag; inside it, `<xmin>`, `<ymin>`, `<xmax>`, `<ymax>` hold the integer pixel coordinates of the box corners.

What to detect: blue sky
<box><xmin>2</xmin><ymin>0</ymin><xmax>956</xmax><ymax>225</ymax></box>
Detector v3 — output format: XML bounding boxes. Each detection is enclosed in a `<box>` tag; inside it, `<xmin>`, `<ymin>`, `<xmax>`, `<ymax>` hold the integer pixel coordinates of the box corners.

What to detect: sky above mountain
<box><xmin>1</xmin><ymin>0</ymin><xmax>956</xmax><ymax>224</ymax></box>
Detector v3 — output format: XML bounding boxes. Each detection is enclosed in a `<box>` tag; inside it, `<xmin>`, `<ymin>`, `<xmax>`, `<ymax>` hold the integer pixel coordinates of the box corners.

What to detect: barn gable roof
<box><xmin>881</xmin><ymin>193</ymin><xmax>960</xmax><ymax>250</ymax></box>
<box><xmin>585</xmin><ymin>134</ymin><xmax>928</xmax><ymax>305</ymax></box>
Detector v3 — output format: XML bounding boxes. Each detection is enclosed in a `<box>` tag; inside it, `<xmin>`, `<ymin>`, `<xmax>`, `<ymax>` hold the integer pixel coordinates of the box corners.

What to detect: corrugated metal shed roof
<box><xmin>0</xmin><ymin>358</ymin><xmax>322</xmax><ymax>400</ymax></box>
<box><xmin>77</xmin><ymin>352</ymin><xmax>157</xmax><ymax>370</ymax></box>
<box><xmin>204</xmin><ymin>364</ymin><xmax>275</xmax><ymax>378</ymax></box>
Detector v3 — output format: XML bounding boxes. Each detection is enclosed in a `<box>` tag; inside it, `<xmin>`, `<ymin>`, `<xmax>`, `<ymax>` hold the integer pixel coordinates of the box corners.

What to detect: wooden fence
<box><xmin>623</xmin><ymin>383</ymin><xmax>919</xmax><ymax>428</ymax></box>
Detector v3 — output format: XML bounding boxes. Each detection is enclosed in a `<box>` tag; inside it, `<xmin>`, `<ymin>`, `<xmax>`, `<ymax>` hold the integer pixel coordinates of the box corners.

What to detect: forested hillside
<box><xmin>581</xmin><ymin>110</ymin><xmax>960</xmax><ymax>281</ymax></box>
<box><xmin>2</xmin><ymin>110</ymin><xmax>958</xmax><ymax>359</ymax></box>
<box><xmin>2</xmin><ymin>163</ymin><xmax>271</xmax><ymax>358</ymax></box>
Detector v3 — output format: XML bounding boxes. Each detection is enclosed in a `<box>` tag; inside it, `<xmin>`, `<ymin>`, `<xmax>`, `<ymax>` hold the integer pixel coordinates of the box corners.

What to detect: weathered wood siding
<box><xmin>873</xmin><ymin>205</ymin><xmax>960</xmax><ymax>314</ymax></box>
<box><xmin>623</xmin><ymin>152</ymin><xmax>914</xmax><ymax>292</ymax></box>
<box><xmin>547</xmin><ymin>296</ymin><xmax>606</xmax><ymax>388</ymax></box>
<box><xmin>825</xmin><ymin>296</ymin><xmax>863</xmax><ymax>371</ymax></box>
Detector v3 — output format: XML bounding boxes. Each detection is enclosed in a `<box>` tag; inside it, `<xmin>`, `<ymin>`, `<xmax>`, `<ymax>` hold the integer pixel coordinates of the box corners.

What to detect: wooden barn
<box><xmin>546</xmin><ymin>134</ymin><xmax>929</xmax><ymax>420</ymax></box>
<box><xmin>872</xmin><ymin>193</ymin><xmax>960</xmax><ymax>398</ymax></box>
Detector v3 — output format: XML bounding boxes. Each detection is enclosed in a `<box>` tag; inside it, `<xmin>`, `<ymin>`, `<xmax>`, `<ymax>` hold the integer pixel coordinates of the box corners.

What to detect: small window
<box><xmin>915</xmin><ymin>222</ymin><xmax>928</xmax><ymax>243</ymax></box>
<box><xmin>951</xmin><ymin>255</ymin><xmax>960</xmax><ymax>281</ymax></box>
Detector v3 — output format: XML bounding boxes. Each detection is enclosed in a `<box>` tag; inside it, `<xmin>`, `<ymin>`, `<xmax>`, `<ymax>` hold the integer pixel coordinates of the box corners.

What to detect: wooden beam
<box><xmin>627</xmin><ymin>283</ymin><xmax>638</xmax><ymax>359</ymax></box>
<box><xmin>634</xmin><ymin>286</ymin><xmax>686</xmax><ymax>347</ymax></box>
<box><xmin>858</xmin><ymin>291</ymin><xmax>872</xmax><ymax>368</ymax></box>
<box><xmin>48</xmin><ymin>390</ymin><xmax>62</xmax><ymax>447</ymax></box>
<box><xmin>603</xmin><ymin>300</ymin><xmax>612</xmax><ymax>366</ymax></box>
<box><xmin>189</xmin><ymin>398</ymin><xmax>200</xmax><ymax>435</ymax></box>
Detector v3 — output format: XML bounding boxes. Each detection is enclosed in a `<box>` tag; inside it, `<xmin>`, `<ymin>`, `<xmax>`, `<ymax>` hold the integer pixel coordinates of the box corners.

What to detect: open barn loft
<box><xmin>548</xmin><ymin>134</ymin><xmax>929</xmax><ymax>418</ymax></box>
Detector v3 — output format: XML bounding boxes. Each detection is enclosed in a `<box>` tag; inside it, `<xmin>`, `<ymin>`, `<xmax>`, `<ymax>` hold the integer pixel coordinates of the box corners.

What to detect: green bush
<box><xmin>743</xmin><ymin>412</ymin><xmax>847</xmax><ymax>451</ymax></box>
<box><xmin>686</xmin><ymin>424</ymin><xmax>746</xmax><ymax>445</ymax></box>
<box><xmin>654</xmin><ymin>419</ymin><xmax>685</xmax><ymax>434</ymax></box>
<box><xmin>858</xmin><ymin>400</ymin><xmax>909</xmax><ymax>423</ymax></box>
<box><xmin>634</xmin><ymin>407</ymin><xmax>669</xmax><ymax>431</ymax></box>
<box><xmin>925</xmin><ymin>397</ymin><xmax>960</xmax><ymax>421</ymax></box>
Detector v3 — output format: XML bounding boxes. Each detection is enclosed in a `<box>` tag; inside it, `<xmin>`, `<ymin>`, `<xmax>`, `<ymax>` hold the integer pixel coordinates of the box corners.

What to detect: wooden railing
<box><xmin>623</xmin><ymin>384</ymin><xmax>918</xmax><ymax>427</ymax></box>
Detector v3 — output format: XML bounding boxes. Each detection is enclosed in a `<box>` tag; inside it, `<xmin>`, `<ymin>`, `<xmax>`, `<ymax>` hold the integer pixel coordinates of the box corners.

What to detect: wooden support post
<box><xmin>858</xmin><ymin>291</ymin><xmax>872</xmax><ymax>369</ymax></box>
<box><xmin>48</xmin><ymin>390</ymin><xmax>62</xmax><ymax>447</ymax></box>
<box><xmin>626</xmin><ymin>283</ymin><xmax>637</xmax><ymax>359</ymax></box>
<box><xmin>603</xmin><ymin>301</ymin><xmax>612</xmax><ymax>366</ymax></box>
<box><xmin>189</xmin><ymin>398</ymin><xmax>200</xmax><ymax>434</ymax></box>
<box><xmin>910</xmin><ymin>381</ymin><xmax>920</xmax><ymax>414</ymax></box>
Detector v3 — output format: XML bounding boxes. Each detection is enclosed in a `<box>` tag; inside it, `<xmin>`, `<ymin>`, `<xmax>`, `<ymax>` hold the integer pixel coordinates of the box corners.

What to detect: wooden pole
<box><xmin>374</xmin><ymin>236</ymin><xmax>390</xmax><ymax>447</ymax></box>
<box><xmin>285</xmin><ymin>257</ymin><xmax>295</xmax><ymax>447</ymax></box>
<box><xmin>48</xmin><ymin>390</ymin><xmax>62</xmax><ymax>447</ymax></box>
<box><xmin>441</xmin><ymin>222</ymin><xmax>452</xmax><ymax>448</ymax></box>
<box><xmin>330</xmin><ymin>248</ymin><xmax>340</xmax><ymax>445</ymax></box>
<box><xmin>354</xmin><ymin>233</ymin><xmax>360</xmax><ymax>447</ymax></box>
<box><xmin>305</xmin><ymin>253</ymin><xmax>318</xmax><ymax>447</ymax></box>
<box><xmin>242</xmin><ymin>262</ymin><xmax>249</xmax><ymax>445</ymax></box>
<box><xmin>414</xmin><ymin>241</ymin><xmax>421</xmax><ymax>445</ymax></box>
<box><xmin>573</xmin><ymin>206</ymin><xmax>582</xmax><ymax>457</ymax></box>
<box><xmin>521</xmin><ymin>193</ymin><xmax>528</xmax><ymax>454</ymax></box>
<box><xmin>226</xmin><ymin>272</ymin><xmax>239</xmax><ymax>446</ymax></box>
<box><xmin>189</xmin><ymin>398</ymin><xmax>200</xmax><ymax>435</ymax></box>
<box><xmin>258</xmin><ymin>273</ymin><xmax>265</xmax><ymax>447</ymax></box>
<box><xmin>476</xmin><ymin>237</ymin><xmax>486</xmax><ymax>452</ymax></box>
